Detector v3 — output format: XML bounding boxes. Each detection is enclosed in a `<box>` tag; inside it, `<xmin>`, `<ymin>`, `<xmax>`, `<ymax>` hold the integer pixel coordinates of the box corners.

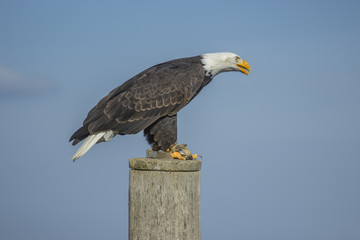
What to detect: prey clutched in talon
<box><xmin>167</xmin><ymin>143</ymin><xmax>200</xmax><ymax>160</ymax></box>
<box><xmin>170</xmin><ymin>151</ymin><xmax>186</xmax><ymax>160</ymax></box>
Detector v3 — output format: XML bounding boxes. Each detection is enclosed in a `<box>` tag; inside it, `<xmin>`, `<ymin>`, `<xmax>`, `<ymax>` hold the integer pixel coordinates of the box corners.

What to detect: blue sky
<box><xmin>1</xmin><ymin>0</ymin><xmax>359</xmax><ymax>239</ymax></box>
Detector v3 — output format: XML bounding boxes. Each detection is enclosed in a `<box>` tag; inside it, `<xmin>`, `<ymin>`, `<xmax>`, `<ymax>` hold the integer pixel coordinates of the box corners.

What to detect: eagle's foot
<box><xmin>152</xmin><ymin>144</ymin><xmax>160</xmax><ymax>151</ymax></box>
<box><xmin>167</xmin><ymin>143</ymin><xmax>200</xmax><ymax>160</ymax></box>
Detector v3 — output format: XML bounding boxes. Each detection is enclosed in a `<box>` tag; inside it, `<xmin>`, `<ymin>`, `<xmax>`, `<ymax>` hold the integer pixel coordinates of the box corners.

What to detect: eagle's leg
<box><xmin>144</xmin><ymin>115</ymin><xmax>200</xmax><ymax>160</ymax></box>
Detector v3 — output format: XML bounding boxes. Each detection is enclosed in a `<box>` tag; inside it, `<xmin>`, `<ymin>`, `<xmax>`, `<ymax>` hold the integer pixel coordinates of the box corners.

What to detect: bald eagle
<box><xmin>70</xmin><ymin>52</ymin><xmax>250</xmax><ymax>160</ymax></box>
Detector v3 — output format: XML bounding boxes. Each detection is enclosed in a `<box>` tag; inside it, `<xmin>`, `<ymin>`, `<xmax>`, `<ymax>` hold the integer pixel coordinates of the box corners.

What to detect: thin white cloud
<box><xmin>0</xmin><ymin>65</ymin><xmax>54</xmax><ymax>95</ymax></box>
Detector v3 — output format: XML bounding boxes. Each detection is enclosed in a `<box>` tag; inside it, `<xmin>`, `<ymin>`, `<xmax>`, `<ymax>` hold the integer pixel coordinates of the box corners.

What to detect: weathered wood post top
<box><xmin>129</xmin><ymin>151</ymin><xmax>202</xmax><ymax>240</ymax></box>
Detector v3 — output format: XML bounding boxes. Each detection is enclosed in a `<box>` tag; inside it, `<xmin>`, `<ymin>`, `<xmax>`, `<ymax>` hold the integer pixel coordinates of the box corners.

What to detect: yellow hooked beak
<box><xmin>236</xmin><ymin>59</ymin><xmax>251</xmax><ymax>75</ymax></box>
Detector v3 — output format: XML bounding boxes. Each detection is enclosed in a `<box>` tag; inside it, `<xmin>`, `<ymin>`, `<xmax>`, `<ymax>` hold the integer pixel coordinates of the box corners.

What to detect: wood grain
<box><xmin>129</xmin><ymin>158</ymin><xmax>201</xmax><ymax>240</ymax></box>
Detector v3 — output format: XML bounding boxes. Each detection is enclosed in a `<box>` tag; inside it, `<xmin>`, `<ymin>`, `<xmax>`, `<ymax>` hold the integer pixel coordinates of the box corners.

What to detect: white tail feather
<box><xmin>72</xmin><ymin>132</ymin><xmax>106</xmax><ymax>160</ymax></box>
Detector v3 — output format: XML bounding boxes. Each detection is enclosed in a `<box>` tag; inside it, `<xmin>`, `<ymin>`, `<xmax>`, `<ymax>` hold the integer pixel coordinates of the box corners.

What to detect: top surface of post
<box><xmin>129</xmin><ymin>150</ymin><xmax>202</xmax><ymax>172</ymax></box>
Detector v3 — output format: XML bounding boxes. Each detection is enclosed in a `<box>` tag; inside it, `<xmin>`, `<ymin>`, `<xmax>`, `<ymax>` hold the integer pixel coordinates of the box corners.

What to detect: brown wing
<box><xmin>70</xmin><ymin>56</ymin><xmax>205</xmax><ymax>145</ymax></box>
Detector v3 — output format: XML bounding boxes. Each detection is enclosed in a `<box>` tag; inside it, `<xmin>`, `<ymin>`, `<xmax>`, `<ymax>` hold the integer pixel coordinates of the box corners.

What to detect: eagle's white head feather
<box><xmin>200</xmin><ymin>52</ymin><xmax>250</xmax><ymax>77</ymax></box>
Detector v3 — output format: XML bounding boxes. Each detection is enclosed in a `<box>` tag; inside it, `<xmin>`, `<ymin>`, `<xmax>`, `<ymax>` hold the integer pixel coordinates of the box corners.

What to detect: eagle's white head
<box><xmin>200</xmin><ymin>52</ymin><xmax>250</xmax><ymax>77</ymax></box>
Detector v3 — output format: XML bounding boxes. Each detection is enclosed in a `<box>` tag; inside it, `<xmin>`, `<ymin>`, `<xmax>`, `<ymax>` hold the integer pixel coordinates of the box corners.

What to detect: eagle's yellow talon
<box><xmin>170</xmin><ymin>151</ymin><xmax>186</xmax><ymax>160</ymax></box>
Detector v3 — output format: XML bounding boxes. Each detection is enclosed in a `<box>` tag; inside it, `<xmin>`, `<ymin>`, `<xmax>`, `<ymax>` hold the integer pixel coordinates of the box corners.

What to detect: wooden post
<box><xmin>129</xmin><ymin>156</ymin><xmax>201</xmax><ymax>240</ymax></box>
